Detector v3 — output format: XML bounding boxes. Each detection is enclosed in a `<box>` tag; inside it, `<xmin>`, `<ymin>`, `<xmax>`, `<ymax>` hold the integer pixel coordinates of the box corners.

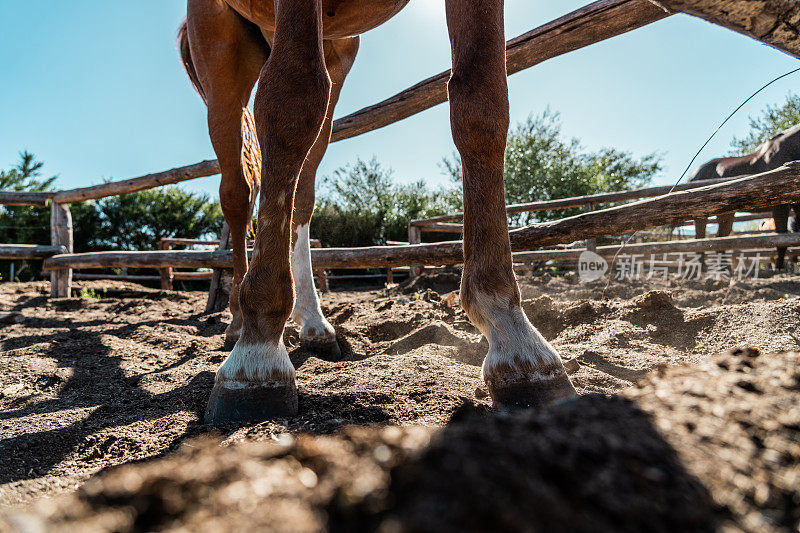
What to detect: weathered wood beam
<box><xmin>650</xmin><ymin>0</ymin><xmax>800</xmax><ymax>58</ymax></box>
<box><xmin>42</xmin><ymin>162</ymin><xmax>800</xmax><ymax>271</ymax></box>
<box><xmin>54</xmin><ymin>160</ymin><xmax>221</xmax><ymax>204</ymax></box>
<box><xmin>330</xmin><ymin>0</ymin><xmax>669</xmax><ymax>142</ymax></box>
<box><xmin>44</xmin><ymin>250</ymin><xmax>231</xmax><ymax>270</ymax></box>
<box><xmin>412</xmin><ymin>177</ymin><xmax>735</xmax><ymax>225</ymax></box>
<box><xmin>173</xmin><ymin>271</ymin><xmax>213</xmax><ymax>280</ymax></box>
<box><xmin>160</xmin><ymin>237</ymin><xmax>221</xmax><ymax>247</ymax></box>
<box><xmin>49</xmin><ymin>202</ymin><xmax>73</xmax><ymax>298</ymax></box>
<box><xmin>421</xmin><ymin>211</ymin><xmax>772</xmax><ymax>234</ymax></box>
<box><xmin>314</xmin><ymin>162</ymin><xmax>800</xmax><ymax>267</ymax></box>
<box><xmin>72</xmin><ymin>273</ymin><xmax>162</xmax><ymax>282</ymax></box>
<box><xmin>0</xmin><ymin>192</ymin><xmax>55</xmax><ymax>206</ymax></box>
<box><xmin>0</xmin><ymin>244</ymin><xmax>66</xmax><ymax>259</ymax></box>
<box><xmin>42</xmin><ymin>232</ymin><xmax>800</xmax><ymax>272</ymax></box>
<box><xmin>512</xmin><ymin>233</ymin><xmax>800</xmax><ymax>262</ymax></box>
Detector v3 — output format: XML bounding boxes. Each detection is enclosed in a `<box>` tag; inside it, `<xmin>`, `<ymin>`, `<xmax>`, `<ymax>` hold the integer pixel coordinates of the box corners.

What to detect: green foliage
<box><xmin>79</xmin><ymin>287</ymin><xmax>104</xmax><ymax>300</ymax></box>
<box><xmin>72</xmin><ymin>186</ymin><xmax>223</xmax><ymax>252</ymax></box>
<box><xmin>0</xmin><ymin>152</ymin><xmax>56</xmax><ymax>246</ymax></box>
<box><xmin>0</xmin><ymin>151</ymin><xmax>57</xmax><ymax>192</ymax></box>
<box><xmin>311</xmin><ymin>157</ymin><xmax>460</xmax><ymax>247</ymax></box>
<box><xmin>730</xmin><ymin>92</ymin><xmax>800</xmax><ymax>155</ymax></box>
<box><xmin>444</xmin><ymin>109</ymin><xmax>662</xmax><ymax>224</ymax></box>
<box><xmin>0</xmin><ymin>152</ymin><xmax>57</xmax><ymax>281</ymax></box>
<box><xmin>0</xmin><ymin>151</ymin><xmax>223</xmax><ymax>282</ymax></box>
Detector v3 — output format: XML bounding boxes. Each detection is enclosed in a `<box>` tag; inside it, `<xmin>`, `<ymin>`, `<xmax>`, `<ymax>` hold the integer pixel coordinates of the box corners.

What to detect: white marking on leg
<box><xmin>468</xmin><ymin>290</ymin><xmax>562</xmax><ymax>383</ymax></box>
<box><xmin>291</xmin><ymin>224</ymin><xmax>335</xmax><ymax>342</ymax></box>
<box><xmin>217</xmin><ymin>340</ymin><xmax>295</xmax><ymax>384</ymax></box>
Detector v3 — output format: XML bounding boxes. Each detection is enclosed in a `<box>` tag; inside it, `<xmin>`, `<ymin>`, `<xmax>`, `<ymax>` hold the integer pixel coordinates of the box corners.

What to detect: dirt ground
<box><xmin>1</xmin><ymin>272</ymin><xmax>799</xmax><ymax>530</ymax></box>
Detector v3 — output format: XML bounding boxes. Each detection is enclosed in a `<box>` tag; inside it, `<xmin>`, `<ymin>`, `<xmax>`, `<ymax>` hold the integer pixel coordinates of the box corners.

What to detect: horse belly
<box><xmin>226</xmin><ymin>0</ymin><xmax>410</xmax><ymax>39</ymax></box>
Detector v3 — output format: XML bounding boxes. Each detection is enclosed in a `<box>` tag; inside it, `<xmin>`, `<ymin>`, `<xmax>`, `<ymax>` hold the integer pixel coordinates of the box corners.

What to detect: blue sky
<box><xmin>1</xmin><ymin>1</ymin><xmax>799</xmax><ymax>200</ymax></box>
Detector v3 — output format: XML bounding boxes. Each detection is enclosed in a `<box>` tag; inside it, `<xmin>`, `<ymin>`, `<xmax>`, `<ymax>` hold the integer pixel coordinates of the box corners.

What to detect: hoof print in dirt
<box><xmin>205</xmin><ymin>381</ymin><xmax>299</xmax><ymax>425</ymax></box>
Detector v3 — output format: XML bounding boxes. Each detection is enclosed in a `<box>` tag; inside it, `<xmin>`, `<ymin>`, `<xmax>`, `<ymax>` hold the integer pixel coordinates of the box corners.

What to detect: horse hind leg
<box><xmin>773</xmin><ymin>205</ymin><xmax>791</xmax><ymax>270</ymax></box>
<box><xmin>716</xmin><ymin>213</ymin><xmax>734</xmax><ymax>238</ymax></box>
<box><xmin>205</xmin><ymin>0</ymin><xmax>331</xmax><ymax>424</ymax></box>
<box><xmin>184</xmin><ymin>1</ymin><xmax>269</xmax><ymax>348</ymax></box>
<box><xmin>445</xmin><ymin>0</ymin><xmax>575</xmax><ymax>408</ymax></box>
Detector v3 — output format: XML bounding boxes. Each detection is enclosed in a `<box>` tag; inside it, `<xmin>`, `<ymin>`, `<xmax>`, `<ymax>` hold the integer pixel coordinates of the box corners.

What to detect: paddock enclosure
<box><xmin>2</xmin><ymin>1</ymin><xmax>800</xmax><ymax>530</ymax></box>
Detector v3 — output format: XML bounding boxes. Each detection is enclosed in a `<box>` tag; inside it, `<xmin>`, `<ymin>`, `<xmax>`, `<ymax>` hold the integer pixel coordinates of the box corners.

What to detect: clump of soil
<box><xmin>1</xmin><ymin>274</ymin><xmax>800</xmax><ymax>517</ymax></box>
<box><xmin>4</xmin><ymin>349</ymin><xmax>798</xmax><ymax>532</ymax></box>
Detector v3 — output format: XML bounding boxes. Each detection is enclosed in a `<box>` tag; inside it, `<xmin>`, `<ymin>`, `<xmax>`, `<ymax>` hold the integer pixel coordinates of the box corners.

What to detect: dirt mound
<box><xmin>4</xmin><ymin>349</ymin><xmax>797</xmax><ymax>532</ymax></box>
<box><xmin>2</xmin><ymin>274</ymin><xmax>800</xmax><ymax>514</ymax></box>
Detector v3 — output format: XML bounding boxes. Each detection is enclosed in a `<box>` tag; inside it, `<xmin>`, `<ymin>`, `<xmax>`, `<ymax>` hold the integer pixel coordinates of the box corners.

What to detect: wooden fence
<box><xmin>1</xmin><ymin>0</ymin><xmax>799</xmax><ymax>298</ymax></box>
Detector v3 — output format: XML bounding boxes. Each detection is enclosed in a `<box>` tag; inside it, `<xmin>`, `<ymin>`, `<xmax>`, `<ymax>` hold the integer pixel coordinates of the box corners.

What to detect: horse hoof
<box><xmin>204</xmin><ymin>380</ymin><xmax>298</xmax><ymax>425</ymax></box>
<box><xmin>302</xmin><ymin>338</ymin><xmax>343</xmax><ymax>362</ymax></box>
<box><xmin>487</xmin><ymin>372</ymin><xmax>576</xmax><ymax>410</ymax></box>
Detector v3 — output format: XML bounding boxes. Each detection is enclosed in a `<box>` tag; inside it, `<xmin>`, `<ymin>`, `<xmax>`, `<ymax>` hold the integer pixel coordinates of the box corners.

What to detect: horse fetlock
<box><xmin>217</xmin><ymin>339</ymin><xmax>295</xmax><ymax>383</ymax></box>
<box><xmin>472</xmin><ymin>292</ymin><xmax>576</xmax><ymax>409</ymax></box>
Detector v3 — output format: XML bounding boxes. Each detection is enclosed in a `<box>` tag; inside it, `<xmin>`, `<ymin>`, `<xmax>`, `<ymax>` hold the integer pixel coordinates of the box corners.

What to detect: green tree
<box><xmin>0</xmin><ymin>152</ymin><xmax>57</xmax><ymax>281</ymax></box>
<box><xmin>0</xmin><ymin>151</ymin><xmax>57</xmax><ymax>192</ymax></box>
<box><xmin>72</xmin><ymin>186</ymin><xmax>223</xmax><ymax>252</ymax></box>
<box><xmin>444</xmin><ymin>110</ymin><xmax>662</xmax><ymax>224</ymax></box>
<box><xmin>311</xmin><ymin>157</ymin><xmax>460</xmax><ymax>247</ymax></box>
<box><xmin>730</xmin><ymin>92</ymin><xmax>800</xmax><ymax>154</ymax></box>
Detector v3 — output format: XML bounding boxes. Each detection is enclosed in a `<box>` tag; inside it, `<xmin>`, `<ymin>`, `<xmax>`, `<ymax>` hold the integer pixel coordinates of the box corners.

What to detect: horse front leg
<box><xmin>445</xmin><ymin>0</ymin><xmax>575</xmax><ymax>408</ymax></box>
<box><xmin>205</xmin><ymin>0</ymin><xmax>330</xmax><ymax>424</ymax></box>
<box><xmin>290</xmin><ymin>37</ymin><xmax>359</xmax><ymax>361</ymax></box>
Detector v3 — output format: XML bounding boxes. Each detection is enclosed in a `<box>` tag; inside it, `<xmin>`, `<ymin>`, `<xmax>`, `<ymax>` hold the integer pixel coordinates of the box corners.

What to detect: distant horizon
<box><xmin>2</xmin><ymin>1</ymin><xmax>799</xmax><ymax>201</ymax></box>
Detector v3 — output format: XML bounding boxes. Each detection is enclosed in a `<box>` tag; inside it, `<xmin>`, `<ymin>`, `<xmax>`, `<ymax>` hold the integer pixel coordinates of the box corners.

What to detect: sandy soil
<box><xmin>1</xmin><ymin>273</ymin><xmax>799</xmax><ymax>529</ymax></box>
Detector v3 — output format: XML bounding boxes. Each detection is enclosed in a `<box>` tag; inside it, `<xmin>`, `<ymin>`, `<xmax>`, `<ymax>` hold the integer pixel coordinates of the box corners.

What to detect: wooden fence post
<box><xmin>584</xmin><ymin>202</ymin><xmax>597</xmax><ymax>252</ymax></box>
<box><xmin>50</xmin><ymin>201</ymin><xmax>73</xmax><ymax>297</ymax></box>
<box><xmin>408</xmin><ymin>224</ymin><xmax>422</xmax><ymax>278</ymax></box>
<box><xmin>158</xmin><ymin>239</ymin><xmax>174</xmax><ymax>290</ymax></box>
<box><xmin>205</xmin><ymin>223</ymin><xmax>231</xmax><ymax>313</ymax></box>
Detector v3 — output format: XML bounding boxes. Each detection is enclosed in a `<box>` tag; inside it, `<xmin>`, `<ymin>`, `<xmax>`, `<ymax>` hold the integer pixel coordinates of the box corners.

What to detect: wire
<box><xmin>602</xmin><ymin>66</ymin><xmax>800</xmax><ymax>295</ymax></box>
<box><xmin>670</xmin><ymin>66</ymin><xmax>800</xmax><ymax>191</ymax></box>
<box><xmin>0</xmin><ymin>225</ymin><xmax>49</xmax><ymax>230</ymax></box>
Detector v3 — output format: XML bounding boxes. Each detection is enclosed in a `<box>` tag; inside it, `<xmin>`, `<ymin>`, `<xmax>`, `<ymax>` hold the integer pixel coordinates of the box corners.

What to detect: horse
<box><xmin>689</xmin><ymin>124</ymin><xmax>800</xmax><ymax>270</ymax></box>
<box><xmin>179</xmin><ymin>0</ymin><xmax>576</xmax><ymax>424</ymax></box>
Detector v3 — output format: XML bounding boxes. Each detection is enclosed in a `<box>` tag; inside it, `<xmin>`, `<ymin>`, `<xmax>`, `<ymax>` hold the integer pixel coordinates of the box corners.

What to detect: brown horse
<box><xmin>180</xmin><ymin>0</ymin><xmax>576</xmax><ymax>424</ymax></box>
<box><xmin>690</xmin><ymin>124</ymin><xmax>800</xmax><ymax>269</ymax></box>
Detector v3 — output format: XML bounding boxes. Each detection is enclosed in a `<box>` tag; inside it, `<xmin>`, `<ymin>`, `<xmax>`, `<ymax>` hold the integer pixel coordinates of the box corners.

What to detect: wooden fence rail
<box><xmin>410</xmin><ymin>177</ymin><xmax>737</xmax><ymax>226</ymax></box>
<box><xmin>511</xmin><ymin>233</ymin><xmax>800</xmax><ymax>263</ymax></box>
<box><xmin>0</xmin><ymin>192</ymin><xmax>55</xmax><ymax>206</ymax></box>
<box><xmin>41</xmin><ymin>163</ymin><xmax>800</xmax><ymax>271</ymax></box>
<box><xmin>0</xmin><ymin>244</ymin><xmax>66</xmax><ymax>259</ymax></box>
<box><xmin>415</xmin><ymin>212</ymin><xmax>772</xmax><ymax>235</ymax></box>
<box><xmin>42</xmin><ymin>233</ymin><xmax>800</xmax><ymax>272</ymax></box>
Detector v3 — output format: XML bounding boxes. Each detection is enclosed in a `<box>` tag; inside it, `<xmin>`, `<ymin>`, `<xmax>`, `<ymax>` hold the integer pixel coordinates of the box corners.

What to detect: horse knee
<box><xmin>255</xmin><ymin>52</ymin><xmax>330</xmax><ymax>156</ymax></box>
